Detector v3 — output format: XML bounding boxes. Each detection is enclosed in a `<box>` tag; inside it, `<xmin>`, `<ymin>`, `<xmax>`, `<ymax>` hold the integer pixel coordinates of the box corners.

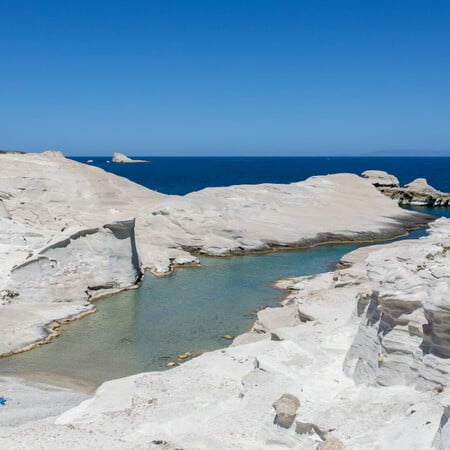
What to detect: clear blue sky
<box><xmin>1</xmin><ymin>0</ymin><xmax>450</xmax><ymax>156</ymax></box>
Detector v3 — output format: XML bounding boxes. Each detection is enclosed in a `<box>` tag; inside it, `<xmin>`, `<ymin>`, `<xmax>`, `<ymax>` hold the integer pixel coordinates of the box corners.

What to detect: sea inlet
<box><xmin>0</xmin><ymin>208</ymin><xmax>448</xmax><ymax>388</ymax></box>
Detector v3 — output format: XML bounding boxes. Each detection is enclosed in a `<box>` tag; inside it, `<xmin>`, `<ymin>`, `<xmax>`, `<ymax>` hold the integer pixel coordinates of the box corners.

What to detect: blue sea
<box><xmin>72</xmin><ymin>156</ymin><xmax>450</xmax><ymax>195</ymax></box>
<box><xmin>1</xmin><ymin>157</ymin><xmax>449</xmax><ymax>387</ymax></box>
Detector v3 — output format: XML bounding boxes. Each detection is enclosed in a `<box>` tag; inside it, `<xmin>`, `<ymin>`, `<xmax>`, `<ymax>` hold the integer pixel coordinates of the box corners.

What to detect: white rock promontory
<box><xmin>111</xmin><ymin>152</ymin><xmax>148</xmax><ymax>163</ymax></box>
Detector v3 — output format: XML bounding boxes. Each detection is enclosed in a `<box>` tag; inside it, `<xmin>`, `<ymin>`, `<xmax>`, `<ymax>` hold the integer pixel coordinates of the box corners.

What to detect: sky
<box><xmin>1</xmin><ymin>0</ymin><xmax>450</xmax><ymax>156</ymax></box>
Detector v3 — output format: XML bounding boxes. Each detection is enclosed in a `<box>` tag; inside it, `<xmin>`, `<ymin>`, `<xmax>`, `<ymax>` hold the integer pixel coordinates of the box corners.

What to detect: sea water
<box><xmin>72</xmin><ymin>156</ymin><xmax>450</xmax><ymax>195</ymax></box>
<box><xmin>0</xmin><ymin>159</ymin><xmax>449</xmax><ymax>386</ymax></box>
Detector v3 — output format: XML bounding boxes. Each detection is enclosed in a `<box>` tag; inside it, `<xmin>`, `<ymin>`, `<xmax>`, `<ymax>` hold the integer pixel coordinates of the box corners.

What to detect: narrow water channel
<box><xmin>0</xmin><ymin>209</ymin><xmax>448</xmax><ymax>387</ymax></box>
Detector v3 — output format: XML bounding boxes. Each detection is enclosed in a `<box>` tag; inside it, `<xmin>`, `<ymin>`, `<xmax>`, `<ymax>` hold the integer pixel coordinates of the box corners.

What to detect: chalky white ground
<box><xmin>0</xmin><ymin>152</ymin><xmax>448</xmax><ymax>449</ymax></box>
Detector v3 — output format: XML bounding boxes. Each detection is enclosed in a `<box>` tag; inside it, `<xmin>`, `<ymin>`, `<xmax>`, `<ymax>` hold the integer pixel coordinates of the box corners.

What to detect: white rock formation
<box><xmin>111</xmin><ymin>152</ymin><xmax>148</xmax><ymax>163</ymax></box>
<box><xmin>41</xmin><ymin>149</ymin><xmax>65</xmax><ymax>158</ymax></box>
<box><xmin>344</xmin><ymin>217</ymin><xmax>450</xmax><ymax>390</ymax></box>
<box><xmin>363</xmin><ymin>170</ymin><xmax>450</xmax><ymax>206</ymax></box>
<box><xmin>0</xmin><ymin>151</ymin><xmax>430</xmax><ymax>355</ymax></box>
<box><xmin>0</xmin><ymin>220</ymin><xmax>141</xmax><ymax>356</ymax></box>
<box><xmin>2</xmin><ymin>219</ymin><xmax>448</xmax><ymax>449</ymax></box>
<box><xmin>401</xmin><ymin>178</ymin><xmax>450</xmax><ymax>206</ymax></box>
<box><xmin>361</xmin><ymin>170</ymin><xmax>400</xmax><ymax>188</ymax></box>
<box><xmin>0</xmin><ymin>151</ymin><xmax>446</xmax><ymax>449</ymax></box>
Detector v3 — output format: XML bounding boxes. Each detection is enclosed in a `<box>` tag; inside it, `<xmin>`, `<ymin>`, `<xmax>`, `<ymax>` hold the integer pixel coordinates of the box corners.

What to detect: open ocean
<box><xmin>71</xmin><ymin>156</ymin><xmax>450</xmax><ymax>195</ymax></box>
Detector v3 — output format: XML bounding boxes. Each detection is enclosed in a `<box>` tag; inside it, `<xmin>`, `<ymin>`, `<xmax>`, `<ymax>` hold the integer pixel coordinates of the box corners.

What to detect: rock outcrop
<box><xmin>344</xmin><ymin>217</ymin><xmax>450</xmax><ymax>390</ymax></box>
<box><xmin>363</xmin><ymin>170</ymin><xmax>450</xmax><ymax>206</ymax></box>
<box><xmin>361</xmin><ymin>170</ymin><xmax>400</xmax><ymax>188</ymax></box>
<box><xmin>0</xmin><ymin>220</ymin><xmax>141</xmax><ymax>356</ymax></box>
<box><xmin>0</xmin><ymin>151</ymin><xmax>433</xmax><ymax>356</ymax></box>
<box><xmin>434</xmin><ymin>404</ymin><xmax>450</xmax><ymax>450</ymax></box>
<box><xmin>5</xmin><ymin>219</ymin><xmax>444</xmax><ymax>449</ymax></box>
<box><xmin>111</xmin><ymin>152</ymin><xmax>148</xmax><ymax>163</ymax></box>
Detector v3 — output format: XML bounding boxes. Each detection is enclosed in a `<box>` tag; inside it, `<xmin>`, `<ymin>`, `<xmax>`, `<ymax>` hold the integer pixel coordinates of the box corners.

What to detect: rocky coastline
<box><xmin>0</xmin><ymin>151</ymin><xmax>431</xmax><ymax>357</ymax></box>
<box><xmin>362</xmin><ymin>169</ymin><xmax>450</xmax><ymax>206</ymax></box>
<box><xmin>0</xmin><ymin>152</ymin><xmax>448</xmax><ymax>449</ymax></box>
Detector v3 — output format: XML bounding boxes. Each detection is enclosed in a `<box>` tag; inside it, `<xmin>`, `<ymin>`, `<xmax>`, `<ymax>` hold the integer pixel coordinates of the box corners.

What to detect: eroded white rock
<box><xmin>0</xmin><ymin>152</ymin><xmax>429</xmax><ymax>355</ymax></box>
<box><xmin>111</xmin><ymin>152</ymin><xmax>148</xmax><ymax>163</ymax></box>
<box><xmin>345</xmin><ymin>218</ymin><xmax>450</xmax><ymax>390</ymax></box>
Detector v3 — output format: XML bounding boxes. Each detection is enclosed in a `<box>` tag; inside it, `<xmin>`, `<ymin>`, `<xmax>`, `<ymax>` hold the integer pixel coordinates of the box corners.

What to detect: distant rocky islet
<box><xmin>111</xmin><ymin>152</ymin><xmax>149</xmax><ymax>163</ymax></box>
<box><xmin>362</xmin><ymin>169</ymin><xmax>450</xmax><ymax>206</ymax></box>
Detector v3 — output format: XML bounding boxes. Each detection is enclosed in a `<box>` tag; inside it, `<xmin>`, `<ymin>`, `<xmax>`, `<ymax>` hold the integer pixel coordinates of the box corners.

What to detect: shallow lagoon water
<box><xmin>0</xmin><ymin>209</ymin><xmax>448</xmax><ymax>386</ymax></box>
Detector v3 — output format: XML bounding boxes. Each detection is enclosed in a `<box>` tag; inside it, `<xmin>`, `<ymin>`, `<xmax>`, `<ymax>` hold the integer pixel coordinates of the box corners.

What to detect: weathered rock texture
<box><xmin>363</xmin><ymin>170</ymin><xmax>450</xmax><ymax>206</ymax></box>
<box><xmin>362</xmin><ymin>170</ymin><xmax>400</xmax><ymax>188</ymax></box>
<box><xmin>273</xmin><ymin>393</ymin><xmax>300</xmax><ymax>428</ymax></box>
<box><xmin>0</xmin><ymin>152</ymin><xmax>447</xmax><ymax>449</ymax></box>
<box><xmin>434</xmin><ymin>403</ymin><xmax>450</xmax><ymax>450</ymax></box>
<box><xmin>1</xmin><ymin>219</ymin><xmax>449</xmax><ymax>449</ymax></box>
<box><xmin>0</xmin><ymin>220</ymin><xmax>141</xmax><ymax>356</ymax></box>
<box><xmin>344</xmin><ymin>217</ymin><xmax>450</xmax><ymax>390</ymax></box>
<box><xmin>0</xmin><ymin>151</ymin><xmax>430</xmax><ymax>356</ymax></box>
